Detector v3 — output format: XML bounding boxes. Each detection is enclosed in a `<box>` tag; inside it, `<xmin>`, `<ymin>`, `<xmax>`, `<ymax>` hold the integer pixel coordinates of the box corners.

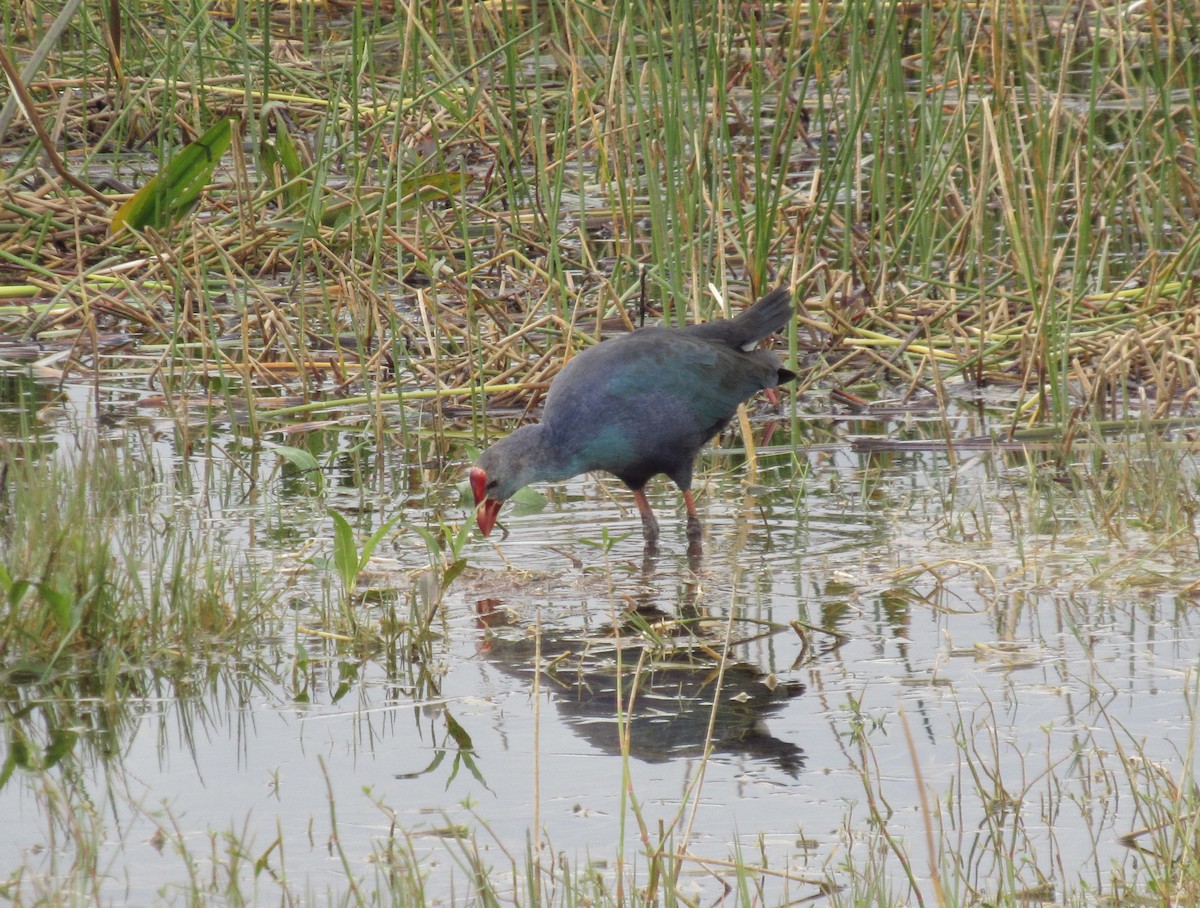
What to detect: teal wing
<box><xmin>542</xmin><ymin>330</ymin><xmax>777</xmax><ymax>480</ymax></box>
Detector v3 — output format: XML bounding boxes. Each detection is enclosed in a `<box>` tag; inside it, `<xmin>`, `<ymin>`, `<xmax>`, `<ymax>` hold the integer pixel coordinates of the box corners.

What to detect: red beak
<box><xmin>469</xmin><ymin>467</ymin><xmax>501</xmax><ymax>536</ymax></box>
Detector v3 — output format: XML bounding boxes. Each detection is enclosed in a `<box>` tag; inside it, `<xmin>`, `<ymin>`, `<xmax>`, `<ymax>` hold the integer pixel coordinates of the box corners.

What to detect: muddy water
<box><xmin>2</xmin><ymin>379</ymin><xmax>1198</xmax><ymax>904</ymax></box>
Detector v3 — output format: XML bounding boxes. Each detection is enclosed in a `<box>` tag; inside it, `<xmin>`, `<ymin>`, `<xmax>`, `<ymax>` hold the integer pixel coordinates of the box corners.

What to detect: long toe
<box><xmin>633</xmin><ymin>489</ymin><xmax>659</xmax><ymax>542</ymax></box>
<box><xmin>641</xmin><ymin>511</ymin><xmax>660</xmax><ymax>543</ymax></box>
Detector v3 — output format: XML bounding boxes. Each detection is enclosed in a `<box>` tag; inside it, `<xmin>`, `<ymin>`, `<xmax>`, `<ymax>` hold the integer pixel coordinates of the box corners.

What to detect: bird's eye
<box><xmin>486</xmin><ymin>479</ymin><xmax>498</xmax><ymax>491</ymax></box>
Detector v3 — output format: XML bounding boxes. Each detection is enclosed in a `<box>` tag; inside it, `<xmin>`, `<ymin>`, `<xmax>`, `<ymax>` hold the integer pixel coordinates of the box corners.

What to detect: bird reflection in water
<box><xmin>473</xmin><ymin>547</ymin><xmax>807</xmax><ymax>778</ymax></box>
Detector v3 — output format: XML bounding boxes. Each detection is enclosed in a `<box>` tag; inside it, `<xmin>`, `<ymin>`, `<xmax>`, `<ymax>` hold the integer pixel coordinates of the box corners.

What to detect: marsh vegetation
<box><xmin>2</xmin><ymin>0</ymin><xmax>1200</xmax><ymax>904</ymax></box>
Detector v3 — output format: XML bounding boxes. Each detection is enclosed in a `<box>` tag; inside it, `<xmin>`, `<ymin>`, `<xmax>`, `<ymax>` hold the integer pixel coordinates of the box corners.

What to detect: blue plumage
<box><xmin>470</xmin><ymin>287</ymin><xmax>796</xmax><ymax>545</ymax></box>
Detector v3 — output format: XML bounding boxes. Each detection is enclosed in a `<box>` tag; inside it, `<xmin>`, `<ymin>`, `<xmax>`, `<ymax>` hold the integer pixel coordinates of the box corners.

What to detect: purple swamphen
<box><xmin>470</xmin><ymin>287</ymin><xmax>796</xmax><ymax>543</ymax></box>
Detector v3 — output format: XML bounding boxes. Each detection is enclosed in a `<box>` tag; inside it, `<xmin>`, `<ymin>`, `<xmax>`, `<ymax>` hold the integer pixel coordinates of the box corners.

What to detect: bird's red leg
<box><xmin>632</xmin><ymin>489</ymin><xmax>659</xmax><ymax>543</ymax></box>
<box><xmin>683</xmin><ymin>489</ymin><xmax>702</xmax><ymax>542</ymax></box>
<box><xmin>762</xmin><ymin>419</ymin><xmax>779</xmax><ymax>447</ymax></box>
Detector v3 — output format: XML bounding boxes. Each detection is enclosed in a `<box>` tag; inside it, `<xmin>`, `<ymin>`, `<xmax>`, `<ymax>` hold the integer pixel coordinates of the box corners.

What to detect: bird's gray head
<box><xmin>469</xmin><ymin>427</ymin><xmax>545</xmax><ymax>536</ymax></box>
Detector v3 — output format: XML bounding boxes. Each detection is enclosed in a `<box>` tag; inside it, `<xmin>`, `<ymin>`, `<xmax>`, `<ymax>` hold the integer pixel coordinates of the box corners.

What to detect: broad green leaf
<box><xmin>458</xmin><ymin>479</ymin><xmax>474</xmax><ymax>508</ymax></box>
<box><xmin>442</xmin><ymin>558</ymin><xmax>467</xmax><ymax>588</ymax></box>
<box><xmin>394</xmin><ymin>748</ymin><xmax>445</xmax><ymax>780</ymax></box>
<box><xmin>38</xmin><ymin>583</ymin><xmax>74</xmax><ymax>631</ymax></box>
<box><xmin>0</xmin><ymin>753</ymin><xmax>15</xmax><ymax>790</ymax></box>
<box><xmin>329</xmin><ymin>510</ymin><xmax>358</xmax><ymax>593</ymax></box>
<box><xmin>359</xmin><ymin>514</ymin><xmax>403</xmax><ymax>570</ymax></box>
<box><xmin>274</xmin><ymin>117</ymin><xmax>306</xmax><ymax>181</ymax></box>
<box><xmin>456</xmin><ymin>749</ymin><xmax>488</xmax><ymax>788</ymax></box>
<box><xmin>412</xmin><ymin>525</ymin><xmax>441</xmax><ymax>563</ymax></box>
<box><xmin>270</xmin><ymin>444</ymin><xmax>319</xmax><ymax>473</ymax></box>
<box><xmin>9</xmin><ymin>736</ymin><xmax>32</xmax><ymax>769</ymax></box>
<box><xmin>261</xmin><ymin>110</ymin><xmax>309</xmax><ymax>208</ymax></box>
<box><xmin>510</xmin><ymin>486</ymin><xmax>547</xmax><ymax>516</ymax></box>
<box><xmin>7</xmin><ymin>579</ymin><xmax>31</xmax><ymax>610</ymax></box>
<box><xmin>269</xmin><ymin>443</ymin><xmax>323</xmax><ymax>489</ymax></box>
<box><xmin>44</xmin><ymin>728</ymin><xmax>78</xmax><ymax>768</ymax></box>
<box><xmin>260</xmin><ymin>140</ymin><xmax>281</xmax><ymax>180</ymax></box>
<box><xmin>445</xmin><ymin>711</ymin><xmax>473</xmax><ymax>750</ymax></box>
<box><xmin>450</xmin><ymin>517</ymin><xmax>473</xmax><ymax>559</ymax></box>
<box><xmin>111</xmin><ymin>117</ymin><xmax>235</xmax><ymax>235</ymax></box>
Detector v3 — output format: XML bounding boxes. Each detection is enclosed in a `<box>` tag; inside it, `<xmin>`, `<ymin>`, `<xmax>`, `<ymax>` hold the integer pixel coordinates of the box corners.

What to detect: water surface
<box><xmin>2</xmin><ymin>380</ymin><xmax>1197</xmax><ymax>904</ymax></box>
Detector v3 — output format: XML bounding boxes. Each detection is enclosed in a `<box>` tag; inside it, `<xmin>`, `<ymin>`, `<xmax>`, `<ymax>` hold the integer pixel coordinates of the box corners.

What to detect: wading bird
<box><xmin>470</xmin><ymin>287</ymin><xmax>795</xmax><ymax>545</ymax></box>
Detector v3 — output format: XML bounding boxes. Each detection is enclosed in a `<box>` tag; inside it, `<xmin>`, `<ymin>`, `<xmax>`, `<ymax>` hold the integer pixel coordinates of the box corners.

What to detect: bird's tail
<box><xmin>689</xmin><ymin>286</ymin><xmax>794</xmax><ymax>351</ymax></box>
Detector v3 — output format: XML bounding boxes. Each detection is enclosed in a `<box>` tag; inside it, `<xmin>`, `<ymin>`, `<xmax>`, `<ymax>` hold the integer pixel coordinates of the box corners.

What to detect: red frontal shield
<box><xmin>469</xmin><ymin>467</ymin><xmax>500</xmax><ymax>535</ymax></box>
<box><xmin>469</xmin><ymin>467</ymin><xmax>487</xmax><ymax>504</ymax></box>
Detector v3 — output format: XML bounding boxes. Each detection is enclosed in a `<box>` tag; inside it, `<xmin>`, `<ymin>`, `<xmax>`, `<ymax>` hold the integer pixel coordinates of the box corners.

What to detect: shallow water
<box><xmin>2</xmin><ymin>378</ymin><xmax>1198</xmax><ymax>904</ymax></box>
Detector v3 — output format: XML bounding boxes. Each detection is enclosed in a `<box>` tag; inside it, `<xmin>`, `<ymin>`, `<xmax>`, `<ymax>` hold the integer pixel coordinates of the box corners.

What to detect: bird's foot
<box><xmin>641</xmin><ymin>511</ymin><xmax>660</xmax><ymax>546</ymax></box>
<box><xmin>633</xmin><ymin>489</ymin><xmax>660</xmax><ymax>547</ymax></box>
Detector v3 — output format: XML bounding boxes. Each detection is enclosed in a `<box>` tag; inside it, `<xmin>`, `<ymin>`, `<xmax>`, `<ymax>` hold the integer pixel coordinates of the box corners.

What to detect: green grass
<box><xmin>0</xmin><ymin>0</ymin><xmax>1196</xmax><ymax>435</ymax></box>
<box><xmin>2</xmin><ymin>1</ymin><xmax>1200</xmax><ymax>905</ymax></box>
<box><xmin>0</xmin><ymin>435</ymin><xmax>272</xmax><ymax>676</ymax></box>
